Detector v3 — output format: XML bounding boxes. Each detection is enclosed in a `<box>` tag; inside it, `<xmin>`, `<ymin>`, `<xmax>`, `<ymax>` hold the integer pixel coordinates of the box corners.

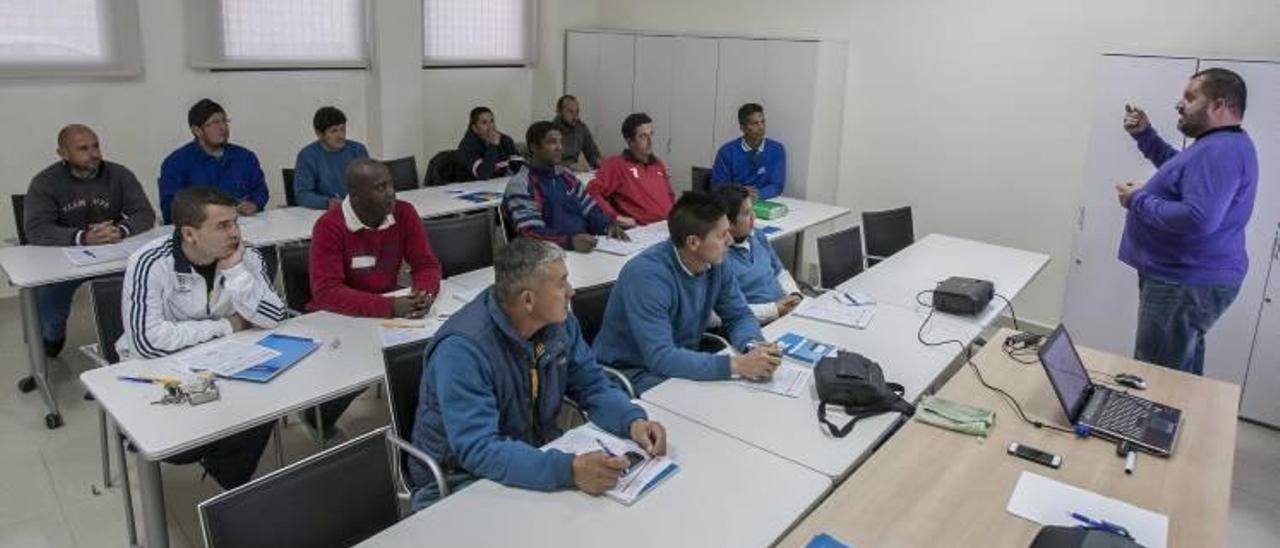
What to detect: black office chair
<box><xmin>281</xmin><ymin>168</ymin><xmax>298</xmax><ymax>207</ymax></box>
<box><xmin>382</xmin><ymin>156</ymin><xmax>420</xmax><ymax>192</ymax></box>
<box><xmin>691</xmin><ymin>166</ymin><xmax>712</xmax><ymax>194</ymax></box>
<box><xmin>424</xmin><ymin>149</ymin><xmax>470</xmax><ymax>187</ymax></box>
<box><xmin>862</xmin><ymin>206</ymin><xmax>914</xmax><ymax>267</ymax></box>
<box><xmin>424</xmin><ymin>212</ymin><xmax>495</xmax><ymax>278</ymax></box>
<box><xmin>11</xmin><ymin>194</ymin><xmax>27</xmax><ymax>245</ymax></box>
<box><xmin>817</xmin><ymin>226</ymin><xmax>865</xmax><ymax>288</ymax></box>
<box><xmin>198</xmin><ymin>427</ymin><xmax>401</xmax><ymax>548</ymax></box>
<box><xmin>570</xmin><ymin>283</ymin><xmax>614</xmax><ymax>346</ymax></box>
<box><xmin>381</xmin><ymin>340</ymin><xmax>450</xmax><ymax>503</ymax></box>
<box><xmin>278</xmin><ymin>242</ymin><xmax>312</xmax><ymax>313</ymax></box>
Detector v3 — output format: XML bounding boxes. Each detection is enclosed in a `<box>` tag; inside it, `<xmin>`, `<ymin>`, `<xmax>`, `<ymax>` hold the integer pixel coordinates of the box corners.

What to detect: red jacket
<box><xmin>588</xmin><ymin>151</ymin><xmax>675</xmax><ymax>226</ymax></box>
<box><xmin>308</xmin><ymin>199</ymin><xmax>442</xmax><ymax>318</ymax></box>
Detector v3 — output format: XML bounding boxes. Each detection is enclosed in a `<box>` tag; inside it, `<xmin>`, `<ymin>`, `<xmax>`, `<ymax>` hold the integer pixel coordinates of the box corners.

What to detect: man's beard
<box><xmin>1178</xmin><ymin>110</ymin><xmax>1209</xmax><ymax>138</ymax></box>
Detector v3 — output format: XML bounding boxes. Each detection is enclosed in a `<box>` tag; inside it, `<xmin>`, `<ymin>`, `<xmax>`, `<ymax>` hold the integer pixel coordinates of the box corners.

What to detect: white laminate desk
<box><xmin>357</xmin><ymin>402</ymin><xmax>831</xmax><ymax>548</ymax></box>
<box><xmin>81</xmin><ymin>311</ymin><xmax>385</xmax><ymax>548</ymax></box>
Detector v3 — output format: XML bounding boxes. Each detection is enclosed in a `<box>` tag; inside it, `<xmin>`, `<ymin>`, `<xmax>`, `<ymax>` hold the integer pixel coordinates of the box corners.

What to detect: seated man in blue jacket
<box><xmin>158</xmin><ymin>98</ymin><xmax>269</xmax><ymax>223</ymax></box>
<box><xmin>409</xmin><ymin>238</ymin><xmax>667</xmax><ymax>510</ymax></box>
<box><xmin>593</xmin><ymin>191</ymin><xmax>781</xmax><ymax>395</ymax></box>
<box><xmin>712</xmin><ymin>184</ymin><xmax>803</xmax><ymax>324</ymax></box>
<box><xmin>710</xmin><ymin>103</ymin><xmax>786</xmax><ymax>199</ymax></box>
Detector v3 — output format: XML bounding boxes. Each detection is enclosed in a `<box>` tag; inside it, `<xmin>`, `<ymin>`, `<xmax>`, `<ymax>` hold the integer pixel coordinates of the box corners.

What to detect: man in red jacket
<box><xmin>588</xmin><ymin>112</ymin><xmax>675</xmax><ymax>227</ymax></box>
<box><xmin>305</xmin><ymin>158</ymin><xmax>443</xmax><ymax>440</ymax></box>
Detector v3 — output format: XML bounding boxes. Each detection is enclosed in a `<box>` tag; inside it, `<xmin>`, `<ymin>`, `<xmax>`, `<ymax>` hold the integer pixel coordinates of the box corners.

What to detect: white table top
<box><xmin>757</xmin><ymin>197</ymin><xmax>850</xmax><ymax>240</ymax></box>
<box><xmin>396</xmin><ymin>179</ymin><xmax>509</xmax><ymax>219</ymax></box>
<box><xmin>357</xmin><ymin>402</ymin><xmax>831</xmax><ymax>548</ymax></box>
<box><xmin>641</xmin><ymin>303</ymin><xmax>973</xmax><ymax>478</ymax></box>
<box><xmin>840</xmin><ymin>234</ymin><xmax>1050</xmax><ymax>327</ymax></box>
<box><xmin>80</xmin><ymin>311</ymin><xmax>384</xmax><ymax>460</ymax></box>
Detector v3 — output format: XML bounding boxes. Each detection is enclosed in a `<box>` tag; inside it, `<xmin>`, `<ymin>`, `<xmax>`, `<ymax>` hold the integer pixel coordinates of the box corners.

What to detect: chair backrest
<box><xmin>382</xmin><ymin>156</ymin><xmax>420</xmax><ymax>192</ymax></box>
<box><xmin>423</xmin><ymin>212</ymin><xmax>494</xmax><ymax>278</ymax></box>
<box><xmin>281</xmin><ymin>168</ymin><xmax>298</xmax><ymax>207</ymax></box>
<box><xmin>861</xmin><ymin>206</ymin><xmax>914</xmax><ymax>263</ymax></box>
<box><xmin>383</xmin><ymin>339</ymin><xmax>431</xmax><ymax>482</ymax></box>
<box><xmin>11</xmin><ymin>194</ymin><xmax>27</xmax><ymax>245</ymax></box>
<box><xmin>691</xmin><ymin>166</ymin><xmax>712</xmax><ymax>194</ymax></box>
<box><xmin>424</xmin><ymin>149</ymin><xmax>467</xmax><ymax>187</ymax></box>
<box><xmin>817</xmin><ymin>225</ymin><xmax>864</xmax><ymax>289</ymax></box>
<box><xmin>570</xmin><ymin>283</ymin><xmax>614</xmax><ymax>346</ymax></box>
<box><xmin>278</xmin><ymin>242</ymin><xmax>312</xmax><ymax>311</ymax></box>
<box><xmin>88</xmin><ymin>277</ymin><xmax>126</xmax><ymax>364</ymax></box>
<box><xmin>199</xmin><ymin>427</ymin><xmax>399</xmax><ymax>548</ymax></box>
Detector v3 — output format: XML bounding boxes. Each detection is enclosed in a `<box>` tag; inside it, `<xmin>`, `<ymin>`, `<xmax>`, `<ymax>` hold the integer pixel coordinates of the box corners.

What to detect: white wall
<box><xmin>594</xmin><ymin>0</ymin><xmax>1280</xmax><ymax>325</ymax></box>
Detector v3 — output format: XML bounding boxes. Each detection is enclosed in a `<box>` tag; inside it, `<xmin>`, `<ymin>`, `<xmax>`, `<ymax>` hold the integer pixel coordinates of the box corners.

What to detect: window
<box><xmin>0</xmin><ymin>0</ymin><xmax>142</xmax><ymax>78</ymax></box>
<box><xmin>188</xmin><ymin>0</ymin><xmax>369</xmax><ymax>69</ymax></box>
<box><xmin>423</xmin><ymin>0</ymin><xmax>535</xmax><ymax>67</ymax></box>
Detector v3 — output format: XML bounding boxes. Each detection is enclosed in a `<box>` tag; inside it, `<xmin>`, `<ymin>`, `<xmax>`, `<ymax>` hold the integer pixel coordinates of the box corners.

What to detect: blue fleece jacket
<box><xmin>727</xmin><ymin>228</ymin><xmax>788</xmax><ymax>304</ymax></box>
<box><xmin>1119</xmin><ymin>125</ymin><xmax>1258</xmax><ymax>286</ymax></box>
<box><xmin>593</xmin><ymin>243</ymin><xmax>764</xmax><ymax>394</ymax></box>
<box><xmin>292</xmin><ymin>140</ymin><xmax>369</xmax><ymax>210</ymax></box>
<box><xmin>711</xmin><ymin>136</ymin><xmax>786</xmax><ymax>199</ymax></box>
<box><xmin>410</xmin><ymin>287</ymin><xmax>646</xmax><ymax>506</ymax></box>
<box><xmin>158</xmin><ymin>140</ymin><xmax>268</xmax><ymax>223</ymax></box>
<box><xmin>503</xmin><ymin>164</ymin><xmax>614</xmax><ymax>249</ymax></box>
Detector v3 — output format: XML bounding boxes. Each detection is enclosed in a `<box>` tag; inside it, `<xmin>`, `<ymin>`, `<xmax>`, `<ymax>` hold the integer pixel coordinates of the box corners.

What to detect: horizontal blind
<box><xmin>423</xmin><ymin>0</ymin><xmax>534</xmax><ymax>66</ymax></box>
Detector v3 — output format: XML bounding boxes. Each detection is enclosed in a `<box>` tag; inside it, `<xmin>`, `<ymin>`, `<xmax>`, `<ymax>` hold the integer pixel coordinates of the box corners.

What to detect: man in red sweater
<box><xmin>588</xmin><ymin>112</ymin><xmax>675</xmax><ymax>227</ymax></box>
<box><xmin>305</xmin><ymin>158</ymin><xmax>443</xmax><ymax>440</ymax></box>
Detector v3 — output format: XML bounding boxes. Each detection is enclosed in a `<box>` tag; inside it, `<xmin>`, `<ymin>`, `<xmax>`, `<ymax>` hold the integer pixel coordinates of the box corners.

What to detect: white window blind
<box><xmin>0</xmin><ymin>0</ymin><xmax>141</xmax><ymax>78</ymax></box>
<box><xmin>423</xmin><ymin>0</ymin><xmax>535</xmax><ymax>66</ymax></box>
<box><xmin>188</xmin><ymin>0</ymin><xmax>369</xmax><ymax>69</ymax></box>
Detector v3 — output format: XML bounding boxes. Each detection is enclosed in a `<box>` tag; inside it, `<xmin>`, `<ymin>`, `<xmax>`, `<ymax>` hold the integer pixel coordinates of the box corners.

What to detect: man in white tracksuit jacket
<box><xmin>118</xmin><ymin>186</ymin><xmax>284</xmax><ymax>488</ymax></box>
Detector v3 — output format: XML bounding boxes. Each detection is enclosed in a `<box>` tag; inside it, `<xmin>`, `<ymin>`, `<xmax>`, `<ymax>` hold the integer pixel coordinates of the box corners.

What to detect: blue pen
<box><xmin>594</xmin><ymin>438</ymin><xmax>618</xmax><ymax>457</ymax></box>
<box><xmin>117</xmin><ymin>375</ymin><xmax>161</xmax><ymax>384</ymax></box>
<box><xmin>1070</xmin><ymin>512</ymin><xmax>1132</xmax><ymax>539</ymax></box>
<box><xmin>83</xmin><ymin>249</ymin><xmax>97</xmax><ymax>258</ymax></box>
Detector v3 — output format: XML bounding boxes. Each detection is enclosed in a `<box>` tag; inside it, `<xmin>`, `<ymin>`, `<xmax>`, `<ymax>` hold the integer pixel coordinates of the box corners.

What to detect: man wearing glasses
<box><xmin>158</xmin><ymin>98</ymin><xmax>269</xmax><ymax>224</ymax></box>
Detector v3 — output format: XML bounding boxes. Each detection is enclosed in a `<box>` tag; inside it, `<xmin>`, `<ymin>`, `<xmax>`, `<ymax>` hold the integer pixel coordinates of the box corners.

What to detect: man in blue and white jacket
<box><xmin>409</xmin><ymin>238</ymin><xmax>667</xmax><ymax>510</ymax></box>
<box><xmin>117</xmin><ymin>186</ymin><xmax>284</xmax><ymax>489</ymax></box>
<box><xmin>593</xmin><ymin>192</ymin><xmax>782</xmax><ymax>395</ymax></box>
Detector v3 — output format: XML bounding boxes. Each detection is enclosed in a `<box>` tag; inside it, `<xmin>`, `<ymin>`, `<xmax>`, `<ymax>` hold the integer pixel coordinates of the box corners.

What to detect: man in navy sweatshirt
<box><xmin>409</xmin><ymin>238</ymin><xmax>667</xmax><ymax>510</ymax></box>
<box><xmin>1117</xmin><ymin>67</ymin><xmax>1257</xmax><ymax>375</ymax></box>
<box><xmin>158</xmin><ymin>99</ymin><xmax>269</xmax><ymax>223</ymax></box>
<box><xmin>593</xmin><ymin>192</ymin><xmax>782</xmax><ymax>395</ymax></box>
<box><xmin>711</xmin><ymin>103</ymin><xmax>786</xmax><ymax>199</ymax></box>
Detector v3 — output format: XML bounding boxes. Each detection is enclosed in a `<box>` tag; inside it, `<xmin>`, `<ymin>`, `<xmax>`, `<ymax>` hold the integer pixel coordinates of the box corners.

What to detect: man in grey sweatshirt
<box><xmin>24</xmin><ymin>124</ymin><xmax>156</xmax><ymax>356</ymax></box>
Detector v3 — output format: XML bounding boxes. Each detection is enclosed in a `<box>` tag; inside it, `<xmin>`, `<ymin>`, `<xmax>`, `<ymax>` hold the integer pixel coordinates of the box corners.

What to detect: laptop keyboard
<box><xmin>1094</xmin><ymin>392</ymin><xmax>1153</xmax><ymax>439</ymax></box>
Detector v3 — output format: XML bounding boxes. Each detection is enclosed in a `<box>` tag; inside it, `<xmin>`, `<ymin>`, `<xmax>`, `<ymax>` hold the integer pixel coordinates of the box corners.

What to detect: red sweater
<box><xmin>308</xmin><ymin>200</ymin><xmax>442</xmax><ymax>318</ymax></box>
<box><xmin>588</xmin><ymin>151</ymin><xmax>675</xmax><ymax>226</ymax></box>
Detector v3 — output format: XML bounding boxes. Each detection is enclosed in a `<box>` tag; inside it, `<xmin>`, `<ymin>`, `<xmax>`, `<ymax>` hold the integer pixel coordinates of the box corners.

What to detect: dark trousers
<box><xmin>164</xmin><ymin>422</ymin><xmax>274</xmax><ymax>490</ymax></box>
<box><xmin>36</xmin><ymin>278</ymin><xmax>88</xmax><ymax>341</ymax></box>
<box><xmin>1134</xmin><ymin>274</ymin><xmax>1240</xmax><ymax>376</ymax></box>
<box><xmin>301</xmin><ymin>389</ymin><xmax>364</xmax><ymax>432</ymax></box>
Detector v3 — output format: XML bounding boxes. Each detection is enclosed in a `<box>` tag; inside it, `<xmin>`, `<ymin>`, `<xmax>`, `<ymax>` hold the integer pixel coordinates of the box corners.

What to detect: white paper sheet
<box><xmin>729</xmin><ymin>363</ymin><xmax>809</xmax><ymax>398</ymax></box>
<box><xmin>62</xmin><ymin>237</ymin><xmax>150</xmax><ymax>266</ymax></box>
<box><xmin>543</xmin><ymin>426</ymin><xmax>679</xmax><ymax>506</ymax></box>
<box><xmin>595</xmin><ymin>222</ymin><xmax>671</xmax><ymax>256</ymax></box>
<box><xmin>793</xmin><ymin>292</ymin><xmax>876</xmax><ymax>329</ymax></box>
<box><xmin>378</xmin><ymin>320</ymin><xmax>441</xmax><ymax>348</ymax></box>
<box><xmin>1006</xmin><ymin>471</ymin><xmax>1168</xmax><ymax>548</ymax></box>
<box><xmin>176</xmin><ymin>340</ymin><xmax>281</xmax><ymax>377</ymax></box>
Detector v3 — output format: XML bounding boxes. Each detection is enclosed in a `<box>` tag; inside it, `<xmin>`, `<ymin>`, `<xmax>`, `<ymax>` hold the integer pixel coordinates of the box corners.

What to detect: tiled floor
<box><xmin>0</xmin><ymin>291</ymin><xmax>1277</xmax><ymax>547</ymax></box>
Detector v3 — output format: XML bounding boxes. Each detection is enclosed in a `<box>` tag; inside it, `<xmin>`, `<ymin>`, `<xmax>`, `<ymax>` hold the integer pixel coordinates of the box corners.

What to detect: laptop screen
<box><xmin>1037</xmin><ymin>325</ymin><xmax>1094</xmax><ymax>423</ymax></box>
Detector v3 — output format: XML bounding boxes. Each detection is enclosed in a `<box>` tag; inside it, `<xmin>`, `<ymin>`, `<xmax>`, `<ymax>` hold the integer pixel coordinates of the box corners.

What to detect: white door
<box><xmin>713</xmin><ymin>38</ymin><xmax>767</xmax><ymax>150</ymax></box>
<box><xmin>1242</xmin><ymin>228</ymin><xmax>1280</xmax><ymax>425</ymax></box>
<box><xmin>762</xmin><ymin>40</ymin><xmax>819</xmax><ymax>199</ymax></box>
<box><xmin>565</xmin><ymin>31</ymin><xmax>600</xmax><ymax>137</ymax></box>
<box><xmin>633</xmin><ymin>35</ymin><xmax>675</xmax><ymax>160</ymax></box>
<box><xmin>594</xmin><ymin>34</ymin><xmax>637</xmax><ymax>156</ymax></box>
<box><xmin>1197</xmin><ymin>59</ymin><xmax>1280</xmax><ymax>389</ymax></box>
<box><xmin>1060</xmin><ymin>55</ymin><xmax>1197</xmax><ymax>358</ymax></box>
<box><xmin>667</xmin><ymin>37</ymin><xmax>719</xmax><ymax>191</ymax></box>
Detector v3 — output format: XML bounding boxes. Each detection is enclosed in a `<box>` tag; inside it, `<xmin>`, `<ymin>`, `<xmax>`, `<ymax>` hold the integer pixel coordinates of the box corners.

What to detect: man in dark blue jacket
<box><xmin>158</xmin><ymin>99</ymin><xmax>269</xmax><ymax>223</ymax></box>
<box><xmin>409</xmin><ymin>238</ymin><xmax>667</xmax><ymax>510</ymax></box>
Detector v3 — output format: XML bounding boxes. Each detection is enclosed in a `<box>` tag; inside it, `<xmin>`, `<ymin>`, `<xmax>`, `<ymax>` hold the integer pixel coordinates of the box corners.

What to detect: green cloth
<box><xmin>914</xmin><ymin>395</ymin><xmax>995</xmax><ymax>437</ymax></box>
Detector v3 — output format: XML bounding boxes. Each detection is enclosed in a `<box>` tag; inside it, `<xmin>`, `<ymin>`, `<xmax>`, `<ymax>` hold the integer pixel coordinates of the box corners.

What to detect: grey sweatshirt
<box><xmin>24</xmin><ymin>160</ymin><xmax>157</xmax><ymax>246</ymax></box>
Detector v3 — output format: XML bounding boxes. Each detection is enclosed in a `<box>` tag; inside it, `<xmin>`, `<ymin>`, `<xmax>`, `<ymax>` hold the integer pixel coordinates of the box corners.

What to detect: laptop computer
<box><xmin>1037</xmin><ymin>325</ymin><xmax>1183</xmax><ymax>456</ymax></box>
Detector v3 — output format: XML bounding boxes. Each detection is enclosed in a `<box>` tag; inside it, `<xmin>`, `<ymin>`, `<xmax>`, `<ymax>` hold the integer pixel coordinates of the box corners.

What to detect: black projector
<box><xmin>932</xmin><ymin>276</ymin><xmax>994</xmax><ymax>316</ymax></box>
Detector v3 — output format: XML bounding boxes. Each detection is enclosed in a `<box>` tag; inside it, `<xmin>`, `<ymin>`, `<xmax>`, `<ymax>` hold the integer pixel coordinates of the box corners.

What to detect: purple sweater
<box><xmin>1119</xmin><ymin>125</ymin><xmax>1258</xmax><ymax>286</ymax></box>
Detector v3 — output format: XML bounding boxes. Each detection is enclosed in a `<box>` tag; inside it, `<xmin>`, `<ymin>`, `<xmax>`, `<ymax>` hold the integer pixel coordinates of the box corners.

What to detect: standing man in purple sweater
<box><xmin>1117</xmin><ymin>67</ymin><xmax>1257</xmax><ymax>376</ymax></box>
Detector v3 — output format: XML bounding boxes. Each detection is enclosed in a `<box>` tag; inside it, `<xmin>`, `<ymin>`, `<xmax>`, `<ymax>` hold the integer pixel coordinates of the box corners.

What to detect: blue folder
<box><xmin>224</xmin><ymin>334</ymin><xmax>320</xmax><ymax>383</ymax></box>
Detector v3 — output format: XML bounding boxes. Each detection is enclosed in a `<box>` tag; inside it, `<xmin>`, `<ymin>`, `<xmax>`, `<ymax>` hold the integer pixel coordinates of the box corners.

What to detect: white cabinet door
<box><xmin>565</xmin><ymin>31</ymin><xmax>600</xmax><ymax>136</ymax></box>
<box><xmin>1197</xmin><ymin>59</ymin><xmax>1280</xmax><ymax>389</ymax></box>
<box><xmin>762</xmin><ymin>40</ymin><xmax>819</xmax><ymax>198</ymax></box>
<box><xmin>1061</xmin><ymin>55</ymin><xmax>1197</xmax><ymax>358</ymax></box>
<box><xmin>668</xmin><ymin>37</ymin><xmax>719</xmax><ymax>191</ymax></box>
<box><xmin>594</xmin><ymin>34</ymin><xmax>637</xmax><ymax>156</ymax></box>
<box><xmin>714</xmin><ymin>39</ymin><xmax>767</xmax><ymax>149</ymax></box>
<box><xmin>1242</xmin><ymin>229</ymin><xmax>1280</xmax><ymax>425</ymax></box>
<box><xmin>634</xmin><ymin>35</ymin><xmax>675</xmax><ymax>158</ymax></box>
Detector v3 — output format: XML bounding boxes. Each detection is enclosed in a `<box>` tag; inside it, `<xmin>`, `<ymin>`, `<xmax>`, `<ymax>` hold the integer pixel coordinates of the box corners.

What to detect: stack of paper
<box><xmin>543</xmin><ymin>426</ymin><xmax>679</xmax><ymax>505</ymax></box>
<box><xmin>595</xmin><ymin>222</ymin><xmax>670</xmax><ymax>256</ymax></box>
<box><xmin>794</xmin><ymin>292</ymin><xmax>877</xmax><ymax>329</ymax></box>
<box><xmin>378</xmin><ymin>319</ymin><xmax>441</xmax><ymax>348</ymax></box>
<box><xmin>62</xmin><ymin>238</ymin><xmax>151</xmax><ymax>267</ymax></box>
<box><xmin>176</xmin><ymin>340</ymin><xmax>281</xmax><ymax>377</ymax></box>
<box><xmin>730</xmin><ymin>363</ymin><xmax>809</xmax><ymax>398</ymax></box>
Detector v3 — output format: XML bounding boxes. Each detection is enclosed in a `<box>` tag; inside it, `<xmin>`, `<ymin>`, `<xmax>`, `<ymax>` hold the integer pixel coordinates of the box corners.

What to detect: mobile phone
<box><xmin>1008</xmin><ymin>442</ymin><xmax>1062</xmax><ymax>469</ymax></box>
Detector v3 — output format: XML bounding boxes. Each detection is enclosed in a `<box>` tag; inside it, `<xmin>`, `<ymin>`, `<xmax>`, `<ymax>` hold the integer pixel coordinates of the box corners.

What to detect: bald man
<box><xmin>24</xmin><ymin>124</ymin><xmax>156</xmax><ymax>356</ymax></box>
<box><xmin>304</xmin><ymin>159</ymin><xmax>442</xmax><ymax>441</ymax></box>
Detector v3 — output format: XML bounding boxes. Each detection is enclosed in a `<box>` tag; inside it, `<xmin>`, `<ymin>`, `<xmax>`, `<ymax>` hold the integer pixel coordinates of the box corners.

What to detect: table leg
<box><xmin>136</xmin><ymin>454</ymin><xmax>169</xmax><ymax>548</ymax></box>
<box><xmin>113</xmin><ymin>422</ymin><xmax>139</xmax><ymax>546</ymax></box>
<box><xmin>19</xmin><ymin>286</ymin><xmax>63</xmax><ymax>429</ymax></box>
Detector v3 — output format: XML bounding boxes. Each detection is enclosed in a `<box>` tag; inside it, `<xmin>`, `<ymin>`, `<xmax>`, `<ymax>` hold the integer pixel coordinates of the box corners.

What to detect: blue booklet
<box><xmin>456</xmin><ymin>191</ymin><xmax>502</xmax><ymax>204</ymax></box>
<box><xmin>774</xmin><ymin>332</ymin><xmax>838</xmax><ymax>367</ymax></box>
<box><xmin>226</xmin><ymin>334</ymin><xmax>320</xmax><ymax>383</ymax></box>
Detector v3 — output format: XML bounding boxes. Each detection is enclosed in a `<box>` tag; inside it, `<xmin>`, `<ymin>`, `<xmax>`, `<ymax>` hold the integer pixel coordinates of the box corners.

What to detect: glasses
<box><xmin>202</xmin><ymin>117</ymin><xmax>231</xmax><ymax>128</ymax></box>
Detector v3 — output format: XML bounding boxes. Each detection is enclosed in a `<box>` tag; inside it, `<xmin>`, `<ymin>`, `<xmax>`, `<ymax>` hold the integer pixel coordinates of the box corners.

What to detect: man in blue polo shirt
<box><xmin>1117</xmin><ymin>67</ymin><xmax>1258</xmax><ymax>376</ymax></box>
<box><xmin>710</xmin><ymin>103</ymin><xmax>786</xmax><ymax>199</ymax></box>
<box><xmin>293</xmin><ymin>105</ymin><xmax>369</xmax><ymax>210</ymax></box>
<box><xmin>159</xmin><ymin>98</ymin><xmax>269</xmax><ymax>223</ymax></box>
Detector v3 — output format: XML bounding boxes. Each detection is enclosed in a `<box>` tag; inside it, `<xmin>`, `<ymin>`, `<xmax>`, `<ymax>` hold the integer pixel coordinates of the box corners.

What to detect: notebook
<box><xmin>542</xmin><ymin>425</ymin><xmax>679</xmax><ymax>505</ymax></box>
<box><xmin>185</xmin><ymin>334</ymin><xmax>320</xmax><ymax>383</ymax></box>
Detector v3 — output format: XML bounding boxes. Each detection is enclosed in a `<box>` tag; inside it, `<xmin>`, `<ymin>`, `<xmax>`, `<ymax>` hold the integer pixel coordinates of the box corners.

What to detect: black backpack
<box><xmin>814</xmin><ymin>350</ymin><xmax>915</xmax><ymax>437</ymax></box>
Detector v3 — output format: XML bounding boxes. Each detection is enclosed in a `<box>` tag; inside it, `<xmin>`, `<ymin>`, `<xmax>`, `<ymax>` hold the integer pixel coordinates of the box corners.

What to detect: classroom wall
<box><xmin>594</xmin><ymin>0</ymin><xmax>1280</xmax><ymax>325</ymax></box>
